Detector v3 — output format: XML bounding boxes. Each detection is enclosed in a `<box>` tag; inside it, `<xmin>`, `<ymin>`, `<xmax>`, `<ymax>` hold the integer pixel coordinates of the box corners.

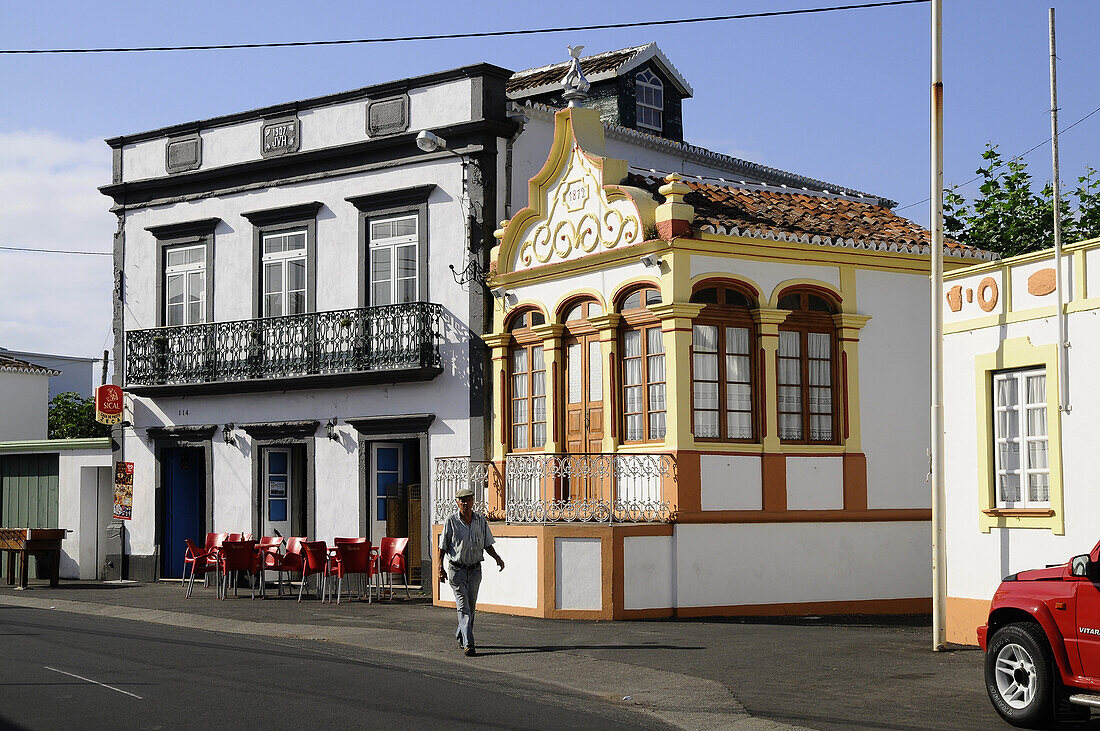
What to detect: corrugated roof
<box><xmin>628</xmin><ymin>172</ymin><xmax>992</xmax><ymax>259</ymax></box>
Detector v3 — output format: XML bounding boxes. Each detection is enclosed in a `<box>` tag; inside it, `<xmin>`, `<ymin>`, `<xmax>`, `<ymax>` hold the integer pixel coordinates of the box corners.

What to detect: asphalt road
<box><xmin>0</xmin><ymin>605</ymin><xmax>661</xmax><ymax>731</ymax></box>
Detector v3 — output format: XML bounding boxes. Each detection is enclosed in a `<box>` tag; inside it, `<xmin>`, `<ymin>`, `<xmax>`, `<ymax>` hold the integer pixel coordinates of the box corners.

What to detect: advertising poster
<box><xmin>113</xmin><ymin>461</ymin><xmax>134</xmax><ymax>520</ymax></box>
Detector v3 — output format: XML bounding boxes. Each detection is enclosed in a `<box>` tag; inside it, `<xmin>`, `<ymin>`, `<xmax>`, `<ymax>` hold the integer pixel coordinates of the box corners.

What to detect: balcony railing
<box><xmin>126</xmin><ymin>302</ymin><xmax>442</xmax><ymax>389</ymax></box>
<box><xmin>505</xmin><ymin>452</ymin><xmax>673</xmax><ymax>523</ymax></box>
<box><xmin>433</xmin><ymin>453</ymin><xmax>674</xmax><ymax>524</ymax></box>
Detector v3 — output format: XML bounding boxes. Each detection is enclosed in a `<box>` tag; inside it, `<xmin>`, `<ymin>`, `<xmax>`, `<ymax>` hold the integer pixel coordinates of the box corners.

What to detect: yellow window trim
<box><xmin>974</xmin><ymin>337</ymin><xmax>1064</xmax><ymax>534</ymax></box>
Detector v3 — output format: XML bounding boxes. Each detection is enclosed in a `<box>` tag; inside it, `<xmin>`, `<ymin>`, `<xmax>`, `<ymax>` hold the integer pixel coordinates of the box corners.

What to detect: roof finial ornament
<box><xmin>561</xmin><ymin>45</ymin><xmax>590</xmax><ymax>108</ymax></box>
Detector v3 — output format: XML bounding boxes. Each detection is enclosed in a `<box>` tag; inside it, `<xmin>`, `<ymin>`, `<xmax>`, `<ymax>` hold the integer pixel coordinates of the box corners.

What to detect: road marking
<box><xmin>43</xmin><ymin>666</ymin><xmax>143</xmax><ymax>699</ymax></box>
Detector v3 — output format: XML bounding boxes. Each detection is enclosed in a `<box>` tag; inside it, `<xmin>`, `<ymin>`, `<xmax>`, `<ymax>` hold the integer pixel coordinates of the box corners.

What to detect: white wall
<box><xmin>0</xmin><ymin>372</ymin><xmax>50</xmax><ymax>441</ymax></box>
<box><xmin>555</xmin><ymin>537</ymin><xmax>602</xmax><ymax>610</ymax></box>
<box><xmin>438</xmin><ymin>535</ymin><xmax>539</xmax><ymax>608</ymax></box>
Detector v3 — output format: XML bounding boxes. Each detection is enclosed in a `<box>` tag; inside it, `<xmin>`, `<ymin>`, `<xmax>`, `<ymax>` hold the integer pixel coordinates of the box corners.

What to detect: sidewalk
<box><xmin>0</xmin><ymin>580</ymin><xmax>997</xmax><ymax>730</ymax></box>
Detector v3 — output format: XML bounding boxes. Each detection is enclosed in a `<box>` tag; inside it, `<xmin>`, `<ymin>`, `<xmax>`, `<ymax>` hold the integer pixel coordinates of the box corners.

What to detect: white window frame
<box><xmin>636</xmin><ymin>69</ymin><xmax>664</xmax><ymax>133</ymax></box>
<box><xmin>164</xmin><ymin>244</ymin><xmax>207</xmax><ymax>326</ymax></box>
<box><xmin>993</xmin><ymin>367</ymin><xmax>1050</xmax><ymax>509</ymax></box>
<box><xmin>261</xmin><ymin>229</ymin><xmax>307</xmax><ymax>317</ymax></box>
<box><xmin>369</xmin><ymin>214</ymin><xmax>419</xmax><ymax>306</ymax></box>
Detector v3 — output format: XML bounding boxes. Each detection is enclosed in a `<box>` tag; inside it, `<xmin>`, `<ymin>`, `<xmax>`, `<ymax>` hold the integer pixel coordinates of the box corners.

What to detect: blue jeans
<box><xmin>448</xmin><ymin>564</ymin><xmax>482</xmax><ymax>649</ymax></box>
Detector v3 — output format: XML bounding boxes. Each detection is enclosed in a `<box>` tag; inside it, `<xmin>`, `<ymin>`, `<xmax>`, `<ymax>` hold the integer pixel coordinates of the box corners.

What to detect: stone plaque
<box><xmin>367</xmin><ymin>96</ymin><xmax>409</xmax><ymax>137</ymax></box>
<box><xmin>165</xmin><ymin>135</ymin><xmax>201</xmax><ymax>173</ymax></box>
<box><xmin>262</xmin><ymin>117</ymin><xmax>300</xmax><ymax>157</ymax></box>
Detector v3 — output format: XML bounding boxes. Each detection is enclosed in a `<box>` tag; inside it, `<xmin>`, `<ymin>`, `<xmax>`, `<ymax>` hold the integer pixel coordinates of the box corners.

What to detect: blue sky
<box><xmin>1</xmin><ymin>0</ymin><xmax>1097</xmax><ymax>362</ymax></box>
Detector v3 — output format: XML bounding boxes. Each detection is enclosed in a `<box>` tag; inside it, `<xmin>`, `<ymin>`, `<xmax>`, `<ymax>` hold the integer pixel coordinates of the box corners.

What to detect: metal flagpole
<box><xmin>930</xmin><ymin>0</ymin><xmax>947</xmax><ymax>651</ymax></box>
<box><xmin>1049</xmin><ymin>7</ymin><xmax>1070</xmax><ymax>414</ymax></box>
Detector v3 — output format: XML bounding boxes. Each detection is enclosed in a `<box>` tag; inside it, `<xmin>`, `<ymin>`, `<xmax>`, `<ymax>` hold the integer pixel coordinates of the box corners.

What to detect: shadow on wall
<box><xmin>437</xmin><ymin>306</ymin><xmax>485</xmax><ymax>420</ymax></box>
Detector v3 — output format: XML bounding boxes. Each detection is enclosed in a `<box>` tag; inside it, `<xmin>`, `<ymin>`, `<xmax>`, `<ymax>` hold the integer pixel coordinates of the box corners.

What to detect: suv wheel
<box><xmin>985</xmin><ymin>622</ymin><xmax>1055</xmax><ymax>728</ymax></box>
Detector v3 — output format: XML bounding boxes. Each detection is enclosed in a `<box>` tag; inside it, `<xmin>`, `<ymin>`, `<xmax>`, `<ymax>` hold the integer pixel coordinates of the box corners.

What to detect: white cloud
<box><xmin>0</xmin><ymin>131</ymin><xmax>115</xmax><ymax>362</ymax></box>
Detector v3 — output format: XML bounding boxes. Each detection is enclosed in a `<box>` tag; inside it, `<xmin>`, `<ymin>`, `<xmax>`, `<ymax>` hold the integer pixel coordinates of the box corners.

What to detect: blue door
<box><xmin>162</xmin><ymin>448</ymin><xmax>204</xmax><ymax>578</ymax></box>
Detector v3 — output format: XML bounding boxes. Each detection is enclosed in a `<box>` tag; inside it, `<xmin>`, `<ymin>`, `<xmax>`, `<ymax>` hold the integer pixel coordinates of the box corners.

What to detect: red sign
<box><xmin>113</xmin><ymin>461</ymin><xmax>134</xmax><ymax>521</ymax></box>
<box><xmin>95</xmin><ymin>385</ymin><xmax>124</xmax><ymax>424</ymax></box>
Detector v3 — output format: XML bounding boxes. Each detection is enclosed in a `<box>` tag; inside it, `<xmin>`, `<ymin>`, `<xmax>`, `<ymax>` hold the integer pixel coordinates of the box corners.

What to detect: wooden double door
<box><xmin>562</xmin><ymin>331</ymin><xmax>606</xmax><ymax>501</ymax></box>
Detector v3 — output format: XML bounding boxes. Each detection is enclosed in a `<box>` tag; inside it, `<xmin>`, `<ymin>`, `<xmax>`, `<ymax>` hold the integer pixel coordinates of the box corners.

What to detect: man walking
<box><xmin>438</xmin><ymin>487</ymin><xmax>504</xmax><ymax>656</ymax></box>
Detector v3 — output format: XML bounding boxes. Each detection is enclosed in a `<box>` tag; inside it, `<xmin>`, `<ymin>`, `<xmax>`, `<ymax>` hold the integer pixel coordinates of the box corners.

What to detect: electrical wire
<box><xmin>896</xmin><ymin>102</ymin><xmax>1100</xmax><ymax>212</ymax></box>
<box><xmin>1</xmin><ymin>245</ymin><xmax>111</xmax><ymax>256</ymax></box>
<box><xmin>0</xmin><ymin>1</ymin><xmax>929</xmax><ymax>55</ymax></box>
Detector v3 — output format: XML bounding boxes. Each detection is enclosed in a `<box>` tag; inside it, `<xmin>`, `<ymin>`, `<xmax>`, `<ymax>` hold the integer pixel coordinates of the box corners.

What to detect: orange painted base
<box><xmin>947</xmin><ymin>596</ymin><xmax>991</xmax><ymax>646</ymax></box>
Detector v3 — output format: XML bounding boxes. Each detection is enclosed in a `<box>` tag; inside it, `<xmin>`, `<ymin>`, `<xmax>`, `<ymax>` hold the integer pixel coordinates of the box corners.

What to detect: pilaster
<box><xmin>751</xmin><ymin>308</ymin><xmax>791</xmax><ymax>452</ymax></box>
<box><xmin>832</xmin><ymin>313</ymin><xmax>871</xmax><ymax>451</ymax></box>
<box><xmin>588</xmin><ymin>314</ymin><xmax>622</xmax><ymax>451</ymax></box>
<box><xmin>531</xmin><ymin>323</ymin><xmax>565</xmax><ymax>452</ymax></box>
<box><xmin>649</xmin><ymin>303</ymin><xmax>704</xmax><ymax>453</ymax></box>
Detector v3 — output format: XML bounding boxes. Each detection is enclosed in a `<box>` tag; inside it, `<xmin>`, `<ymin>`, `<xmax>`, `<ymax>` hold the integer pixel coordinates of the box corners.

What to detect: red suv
<box><xmin>979</xmin><ymin>541</ymin><xmax>1100</xmax><ymax>727</ymax></box>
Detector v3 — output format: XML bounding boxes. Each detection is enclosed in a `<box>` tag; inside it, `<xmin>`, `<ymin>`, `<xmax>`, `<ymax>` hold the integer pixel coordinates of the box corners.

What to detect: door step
<box><xmin>1068</xmin><ymin>693</ymin><xmax>1100</xmax><ymax>708</ymax></box>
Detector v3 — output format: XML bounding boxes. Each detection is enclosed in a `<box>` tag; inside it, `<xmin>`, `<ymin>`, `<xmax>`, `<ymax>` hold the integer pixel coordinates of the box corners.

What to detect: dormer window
<box><xmin>635</xmin><ymin>69</ymin><xmax>664</xmax><ymax>132</ymax></box>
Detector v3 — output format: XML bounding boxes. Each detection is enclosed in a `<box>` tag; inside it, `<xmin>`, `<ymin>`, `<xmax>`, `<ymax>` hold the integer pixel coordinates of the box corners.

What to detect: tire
<box><xmin>984</xmin><ymin>622</ymin><xmax>1056</xmax><ymax>729</ymax></box>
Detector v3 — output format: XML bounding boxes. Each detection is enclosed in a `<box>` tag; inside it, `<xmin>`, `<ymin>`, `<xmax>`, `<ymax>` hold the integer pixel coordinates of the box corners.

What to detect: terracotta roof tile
<box><xmin>507</xmin><ymin>46</ymin><xmax>648</xmax><ymax>95</ymax></box>
<box><xmin>628</xmin><ymin>173</ymin><xmax>987</xmax><ymax>257</ymax></box>
<box><xmin>0</xmin><ymin>355</ymin><xmax>59</xmax><ymax>376</ymax></box>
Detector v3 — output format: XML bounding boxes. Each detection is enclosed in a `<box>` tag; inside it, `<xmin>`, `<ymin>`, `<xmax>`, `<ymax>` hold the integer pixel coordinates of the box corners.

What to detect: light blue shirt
<box><xmin>441</xmin><ymin>512</ymin><xmax>495</xmax><ymax>566</ymax></box>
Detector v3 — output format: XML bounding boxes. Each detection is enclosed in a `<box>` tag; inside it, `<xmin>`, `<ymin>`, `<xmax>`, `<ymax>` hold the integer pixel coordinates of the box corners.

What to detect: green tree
<box><xmin>48</xmin><ymin>392</ymin><xmax>111</xmax><ymax>440</ymax></box>
<box><xmin>943</xmin><ymin>145</ymin><xmax>1100</xmax><ymax>258</ymax></box>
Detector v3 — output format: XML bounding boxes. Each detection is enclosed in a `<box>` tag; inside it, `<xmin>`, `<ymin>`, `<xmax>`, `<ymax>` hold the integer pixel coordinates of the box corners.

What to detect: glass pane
<box><xmin>188</xmin><ymin>300</ymin><xmax>202</xmax><ymax>325</ymax></box>
<box><xmin>623</xmin><ymin>292</ymin><xmax>641</xmax><ymax>310</ymax></box>
<box><xmin>726</xmin><ymin>327</ymin><xmax>749</xmax><ymax>354</ymax></box>
<box><xmin>998</xmin><ymin>442</ymin><xmax>1020</xmax><ymax>472</ymax></box>
<box><xmin>397</xmin><ymin>244</ymin><xmax>417</xmax><ymax>276</ymax></box>
<box><xmin>264</xmin><ymin>294</ymin><xmax>281</xmax><ymax>317</ymax></box>
<box><xmin>646</xmin><ymin>327</ymin><xmax>664</xmax><ymax>354</ymax></box>
<box><xmin>727</xmin><ymin>383</ymin><xmax>751</xmax><ymax>409</ymax></box>
<box><xmin>568</xmin><ymin>344</ymin><xmax>582</xmax><ymax>403</ymax></box>
<box><xmin>727</xmin><ymin>412</ymin><xmax>752</xmax><ymax>439</ymax></box>
<box><xmin>371</xmin><ymin>283</ymin><xmax>391</xmax><ymax>307</ymax></box>
<box><xmin>589</xmin><ymin>303</ymin><xmax>603</xmax><ymax>317</ymax></box>
<box><xmin>288</xmin><ymin>259</ymin><xmax>305</xmax><ymax>290</ymax></box>
<box><xmin>397</xmin><ymin>278</ymin><xmax>416</xmax><ymax>304</ymax></box>
<box><xmin>264</xmin><ymin>262</ymin><xmax>282</xmax><ymax>295</ymax></box>
<box><xmin>778</xmin><ymin>358</ymin><xmax>801</xmax><ymax>386</ymax></box>
<box><xmin>167</xmin><ymin>303</ymin><xmax>183</xmax><ymax>327</ymax></box>
<box><xmin>285</xmin><ymin>231</ymin><xmax>306</xmax><ymax>251</ymax></box>
<box><xmin>1028</xmin><ymin>473</ymin><xmax>1049</xmax><ymax>503</ymax></box>
<box><xmin>691</xmin><ymin>288</ymin><xmax>718</xmax><ymax>304</ymax></box>
<box><xmin>565</xmin><ymin>305</ymin><xmax>582</xmax><ymax>322</ymax></box>
<box><xmin>648</xmin><ymin>353</ymin><xmax>665</xmax><ymax>382</ymax></box>
<box><xmin>623</xmin><ymin>330</ymin><xmax>642</xmax><ymax>358</ymax></box>
<box><xmin>512</xmin><ymin>425</ymin><xmax>528</xmax><ymax>450</ymax></box>
<box><xmin>809</xmin><ymin>387</ymin><xmax>832</xmax><ymax>413</ymax></box>
<box><xmin>623</xmin><ymin>359</ymin><xmax>642</xmax><ymax>386</ymax></box>
<box><xmin>263</xmin><ymin>235</ymin><xmax>285</xmax><ymax>255</ymax></box>
<box><xmin>999</xmin><ymin>473</ymin><xmax>1021</xmax><ymax>503</ymax></box>
<box><xmin>694</xmin><ymin>353</ymin><xmax>718</xmax><ymax>381</ymax></box>
<box><xmin>810</xmin><ymin>415</ymin><xmax>832</xmax><ymax>442</ymax></box>
<box><xmin>626</xmin><ymin>415</ymin><xmax>643</xmax><ymax>442</ymax></box>
<box><xmin>778</xmin><ymin>385</ymin><xmax>802</xmax><ymax>412</ymax></box>
<box><xmin>808</xmin><ymin>332</ymin><xmax>830</xmax><ymax>358</ymax></box>
<box><xmin>648</xmin><ymin>383</ymin><xmax>665</xmax><ymax>412</ymax></box>
<box><xmin>694</xmin><ymin>411</ymin><xmax>719</xmax><ymax>438</ymax></box>
<box><xmin>512</xmin><ymin>348</ymin><xmax>528</xmax><ymax>373</ymax></box>
<box><xmin>694</xmin><ymin>325</ymin><xmax>718</xmax><ymax>352</ymax></box>
<box><xmin>645</xmin><ymin>289</ymin><xmax>662</xmax><ymax>305</ymax></box>
<box><xmin>288</xmin><ymin>291</ymin><xmax>305</xmax><ymax>314</ymax></box>
<box><xmin>532</xmin><ymin>346</ymin><xmax>544</xmax><ymax>371</ymax></box>
<box><xmin>996</xmin><ymin>411</ymin><xmax>1019</xmax><ymax>440</ymax></box>
<box><xmin>268</xmin><ymin>451</ymin><xmax>288</xmax><ymax>474</ymax></box>
<box><xmin>532</xmin><ymin>422</ymin><xmax>546</xmax><ymax>448</ymax></box>
<box><xmin>625</xmin><ymin>386</ymin><xmax>643</xmax><ymax>413</ymax></box>
<box><xmin>533</xmin><ymin>396</ymin><xmax>546</xmax><ymax>422</ymax></box>
<box><xmin>589</xmin><ymin>341</ymin><xmax>602</xmax><ymax>401</ymax></box>
<box><xmin>188</xmin><ymin>247</ymin><xmax>205</xmax><ymax>264</ymax></box>
<box><xmin>1026</xmin><ymin>374</ymin><xmax>1046</xmax><ymax>404</ymax></box>
<box><xmin>778</xmin><ymin>414</ymin><xmax>802</xmax><ymax>440</ymax></box>
<box><xmin>167</xmin><ymin>274</ymin><xmax>184</xmax><ymax>305</ymax></box>
<box><xmin>694</xmin><ymin>382</ymin><xmax>719</xmax><ymax>410</ymax></box>
<box><xmin>809</xmin><ymin>361</ymin><xmax>831</xmax><ymax>387</ymax></box>
<box><xmin>779</xmin><ymin>331</ymin><xmax>799</xmax><ymax>357</ymax></box>
<box><xmin>727</xmin><ymin>354</ymin><xmax>750</xmax><ymax>382</ymax></box>
<box><xmin>512</xmin><ymin>399</ymin><xmax>527</xmax><ymax>424</ymax></box>
<box><xmin>996</xmin><ymin>377</ymin><xmax>1017</xmax><ymax>407</ymax></box>
<box><xmin>371</xmin><ymin>248</ymin><xmax>391</xmax><ymax>283</ymax></box>
<box><xmin>512</xmin><ymin>373</ymin><xmax>527</xmax><ymax>398</ymax></box>
<box><xmin>1028</xmin><ymin>440</ymin><xmax>1048</xmax><ymax>470</ymax></box>
<box><xmin>649</xmin><ymin>411</ymin><xmax>666</xmax><ymax>439</ymax></box>
<box><xmin>1027</xmin><ymin>407</ymin><xmax>1047</xmax><ymax>437</ymax></box>
<box><xmin>167</xmin><ymin>249</ymin><xmax>186</xmax><ymax>267</ymax></box>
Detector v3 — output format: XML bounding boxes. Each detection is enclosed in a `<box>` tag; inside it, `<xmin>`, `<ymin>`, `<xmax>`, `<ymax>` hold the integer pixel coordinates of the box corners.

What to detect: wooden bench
<box><xmin>0</xmin><ymin>528</ymin><xmax>67</xmax><ymax>588</ymax></box>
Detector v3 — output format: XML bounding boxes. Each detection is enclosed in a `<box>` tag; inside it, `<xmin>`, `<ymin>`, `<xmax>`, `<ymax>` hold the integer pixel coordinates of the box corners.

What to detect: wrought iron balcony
<box><xmin>125</xmin><ymin>302</ymin><xmax>443</xmax><ymax>395</ymax></box>
<box><xmin>433</xmin><ymin>453</ymin><xmax>674</xmax><ymax>524</ymax></box>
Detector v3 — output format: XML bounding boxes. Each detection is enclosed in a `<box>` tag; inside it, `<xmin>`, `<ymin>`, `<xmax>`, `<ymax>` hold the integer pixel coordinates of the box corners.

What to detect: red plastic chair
<box><xmin>267</xmin><ymin>537</ymin><xmax>305</xmax><ymax>595</ymax></box>
<box><xmin>183</xmin><ymin>539</ymin><xmax>219</xmax><ymax>598</ymax></box>
<box><xmin>379</xmin><ymin>537</ymin><xmax>410</xmax><ymax>599</ymax></box>
<box><xmin>226</xmin><ymin>533</ymin><xmax>244</xmax><ymax>542</ymax></box>
<box><xmin>257</xmin><ymin>536</ymin><xmax>283</xmax><ymax>592</ymax></box>
<box><xmin>327</xmin><ymin>542</ymin><xmax>376</xmax><ymax>604</ymax></box>
<box><xmin>298</xmin><ymin>541</ymin><xmax>329</xmax><ymax>603</ymax></box>
<box><xmin>218</xmin><ymin>540</ymin><xmax>261</xmax><ymax>599</ymax></box>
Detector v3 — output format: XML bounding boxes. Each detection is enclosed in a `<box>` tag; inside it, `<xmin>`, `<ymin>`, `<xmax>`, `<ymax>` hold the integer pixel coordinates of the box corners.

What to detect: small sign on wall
<box><xmin>113</xmin><ymin>461</ymin><xmax>135</xmax><ymax>521</ymax></box>
<box><xmin>95</xmin><ymin>384</ymin><xmax>124</xmax><ymax>424</ymax></box>
<box><xmin>261</xmin><ymin>117</ymin><xmax>300</xmax><ymax>157</ymax></box>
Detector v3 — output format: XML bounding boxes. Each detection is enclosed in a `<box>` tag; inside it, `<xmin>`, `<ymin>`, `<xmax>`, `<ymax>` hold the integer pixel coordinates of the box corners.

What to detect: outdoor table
<box><xmin>0</xmin><ymin>528</ymin><xmax>67</xmax><ymax>588</ymax></box>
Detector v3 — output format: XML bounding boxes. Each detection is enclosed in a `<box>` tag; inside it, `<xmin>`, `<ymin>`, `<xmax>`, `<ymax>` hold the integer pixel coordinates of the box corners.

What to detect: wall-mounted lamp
<box><xmin>416</xmin><ymin>130</ymin><xmax>448</xmax><ymax>153</ymax></box>
<box><xmin>639</xmin><ymin>253</ymin><xmax>660</xmax><ymax>269</ymax></box>
<box><xmin>222</xmin><ymin>423</ymin><xmax>235</xmax><ymax>445</ymax></box>
<box><xmin>325</xmin><ymin>418</ymin><xmax>339</xmax><ymax>441</ymax></box>
<box><xmin>491</xmin><ymin>286</ymin><xmax>508</xmax><ymax>301</ymax></box>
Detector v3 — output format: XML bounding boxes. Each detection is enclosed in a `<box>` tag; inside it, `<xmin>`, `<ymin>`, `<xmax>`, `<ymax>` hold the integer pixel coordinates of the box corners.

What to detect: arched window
<box><xmin>635</xmin><ymin>69</ymin><xmax>664</xmax><ymax>132</ymax></box>
<box><xmin>690</xmin><ymin>285</ymin><xmax>756</xmax><ymax>441</ymax></box>
<box><xmin>560</xmin><ymin>298</ymin><xmax>605</xmax><ymax>456</ymax></box>
<box><xmin>507</xmin><ymin>308</ymin><xmax>547</xmax><ymax>451</ymax></box>
<box><xmin>618</xmin><ymin>286</ymin><xmax>665</xmax><ymax>442</ymax></box>
<box><xmin>776</xmin><ymin>290</ymin><xmax>838</xmax><ymax>443</ymax></box>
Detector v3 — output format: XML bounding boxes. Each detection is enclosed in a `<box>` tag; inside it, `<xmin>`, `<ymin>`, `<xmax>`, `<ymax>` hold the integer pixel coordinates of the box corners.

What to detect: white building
<box><xmin>0</xmin><ymin>354</ymin><xmax>58</xmax><ymax>441</ymax></box>
<box><xmin>0</xmin><ymin>347</ymin><xmax>98</xmax><ymax>400</ymax></box>
<box><xmin>943</xmin><ymin>237</ymin><xmax>1099</xmax><ymax>644</ymax></box>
